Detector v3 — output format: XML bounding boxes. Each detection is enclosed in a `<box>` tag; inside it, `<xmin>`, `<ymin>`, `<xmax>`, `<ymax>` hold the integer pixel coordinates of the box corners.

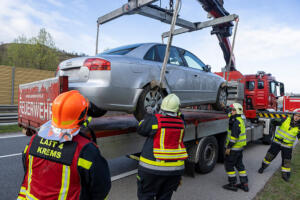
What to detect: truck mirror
<box><xmin>280</xmin><ymin>83</ymin><xmax>285</xmax><ymax>96</ymax></box>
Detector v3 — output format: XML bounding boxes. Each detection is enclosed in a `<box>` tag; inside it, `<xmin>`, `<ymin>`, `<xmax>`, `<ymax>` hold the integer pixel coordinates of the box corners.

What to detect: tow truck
<box><xmin>18</xmin><ymin>0</ymin><xmax>290</xmax><ymax>176</ymax></box>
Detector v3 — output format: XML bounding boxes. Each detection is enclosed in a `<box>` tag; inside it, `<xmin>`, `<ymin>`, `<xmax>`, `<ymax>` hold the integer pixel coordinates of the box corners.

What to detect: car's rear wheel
<box><xmin>88</xmin><ymin>102</ymin><xmax>107</xmax><ymax>118</ymax></box>
<box><xmin>213</xmin><ymin>86</ymin><xmax>227</xmax><ymax>111</ymax></box>
<box><xmin>134</xmin><ymin>85</ymin><xmax>166</xmax><ymax>121</ymax></box>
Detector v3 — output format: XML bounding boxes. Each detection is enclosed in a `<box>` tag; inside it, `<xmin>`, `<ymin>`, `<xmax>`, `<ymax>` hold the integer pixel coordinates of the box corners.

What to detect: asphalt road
<box><xmin>0</xmin><ymin>132</ymin><xmax>282</xmax><ymax>200</ymax></box>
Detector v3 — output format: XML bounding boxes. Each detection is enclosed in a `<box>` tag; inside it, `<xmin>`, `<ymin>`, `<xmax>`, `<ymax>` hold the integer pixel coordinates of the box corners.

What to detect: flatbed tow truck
<box><xmin>18</xmin><ymin>0</ymin><xmax>291</xmax><ymax>176</ymax></box>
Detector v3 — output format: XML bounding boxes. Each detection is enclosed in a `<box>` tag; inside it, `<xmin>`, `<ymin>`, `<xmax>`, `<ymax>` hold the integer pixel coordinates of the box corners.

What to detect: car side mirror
<box><xmin>205</xmin><ymin>65</ymin><xmax>211</xmax><ymax>72</ymax></box>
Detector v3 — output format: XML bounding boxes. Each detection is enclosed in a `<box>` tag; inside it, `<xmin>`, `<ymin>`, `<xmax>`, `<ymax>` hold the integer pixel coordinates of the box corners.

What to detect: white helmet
<box><xmin>230</xmin><ymin>103</ymin><xmax>243</xmax><ymax>115</ymax></box>
<box><xmin>160</xmin><ymin>94</ymin><xmax>180</xmax><ymax>113</ymax></box>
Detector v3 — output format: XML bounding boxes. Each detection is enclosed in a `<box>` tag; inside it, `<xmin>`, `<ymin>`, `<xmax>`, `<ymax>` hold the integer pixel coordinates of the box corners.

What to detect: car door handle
<box><xmin>194</xmin><ymin>74</ymin><xmax>198</xmax><ymax>77</ymax></box>
<box><xmin>165</xmin><ymin>70</ymin><xmax>169</xmax><ymax>74</ymax></box>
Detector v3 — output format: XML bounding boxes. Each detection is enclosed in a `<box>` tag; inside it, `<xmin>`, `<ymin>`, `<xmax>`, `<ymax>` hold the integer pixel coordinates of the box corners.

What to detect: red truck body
<box><xmin>282</xmin><ymin>96</ymin><xmax>300</xmax><ymax>112</ymax></box>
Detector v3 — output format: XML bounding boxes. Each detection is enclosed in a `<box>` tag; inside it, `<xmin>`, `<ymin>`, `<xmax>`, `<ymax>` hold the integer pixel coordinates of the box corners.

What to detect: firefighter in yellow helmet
<box><xmin>223</xmin><ymin>103</ymin><xmax>249</xmax><ymax>192</ymax></box>
<box><xmin>258</xmin><ymin>108</ymin><xmax>300</xmax><ymax>182</ymax></box>
<box><xmin>17</xmin><ymin>90</ymin><xmax>111</xmax><ymax>200</ymax></box>
<box><xmin>137</xmin><ymin>94</ymin><xmax>188</xmax><ymax>200</ymax></box>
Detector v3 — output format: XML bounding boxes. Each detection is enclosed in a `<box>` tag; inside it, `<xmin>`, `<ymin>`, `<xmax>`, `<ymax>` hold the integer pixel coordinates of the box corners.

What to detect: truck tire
<box><xmin>262</xmin><ymin>123</ymin><xmax>275</xmax><ymax>145</ymax></box>
<box><xmin>88</xmin><ymin>102</ymin><xmax>107</xmax><ymax>118</ymax></box>
<box><xmin>134</xmin><ymin>85</ymin><xmax>165</xmax><ymax>121</ymax></box>
<box><xmin>213</xmin><ymin>87</ymin><xmax>227</xmax><ymax>111</ymax></box>
<box><xmin>195</xmin><ymin>136</ymin><xmax>219</xmax><ymax>174</ymax></box>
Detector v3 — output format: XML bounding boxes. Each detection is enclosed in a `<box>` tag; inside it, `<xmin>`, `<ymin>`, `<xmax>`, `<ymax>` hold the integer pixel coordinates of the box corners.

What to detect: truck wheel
<box><xmin>262</xmin><ymin>123</ymin><xmax>275</xmax><ymax>145</ymax></box>
<box><xmin>213</xmin><ymin>87</ymin><xmax>227</xmax><ymax>111</ymax></box>
<box><xmin>88</xmin><ymin>102</ymin><xmax>107</xmax><ymax>118</ymax></box>
<box><xmin>134</xmin><ymin>85</ymin><xmax>165</xmax><ymax>121</ymax></box>
<box><xmin>195</xmin><ymin>136</ymin><xmax>219</xmax><ymax>174</ymax></box>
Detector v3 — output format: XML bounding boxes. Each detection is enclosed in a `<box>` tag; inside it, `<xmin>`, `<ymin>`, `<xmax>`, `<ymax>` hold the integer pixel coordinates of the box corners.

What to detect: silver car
<box><xmin>57</xmin><ymin>43</ymin><xmax>227</xmax><ymax>120</ymax></box>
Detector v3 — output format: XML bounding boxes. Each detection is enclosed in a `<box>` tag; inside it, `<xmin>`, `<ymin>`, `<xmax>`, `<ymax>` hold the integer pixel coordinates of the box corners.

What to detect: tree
<box><xmin>5</xmin><ymin>28</ymin><xmax>59</xmax><ymax>71</ymax></box>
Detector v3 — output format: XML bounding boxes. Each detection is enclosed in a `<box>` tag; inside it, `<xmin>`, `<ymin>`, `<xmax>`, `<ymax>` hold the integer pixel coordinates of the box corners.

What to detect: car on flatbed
<box><xmin>57</xmin><ymin>43</ymin><xmax>227</xmax><ymax>120</ymax></box>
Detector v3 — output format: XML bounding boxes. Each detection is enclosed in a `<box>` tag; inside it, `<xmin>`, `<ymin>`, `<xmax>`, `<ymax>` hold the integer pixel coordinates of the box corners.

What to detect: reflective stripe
<box><xmin>152</xmin><ymin>124</ymin><xmax>158</xmax><ymax>129</ymax></box>
<box><xmin>281</xmin><ymin>167</ymin><xmax>291</xmax><ymax>172</ymax></box>
<box><xmin>24</xmin><ymin>145</ymin><xmax>28</xmax><ymax>153</ymax></box>
<box><xmin>231</xmin><ymin>147</ymin><xmax>243</xmax><ymax>150</ymax></box>
<box><xmin>230</xmin><ymin>136</ymin><xmax>238</xmax><ymax>141</ymax></box>
<box><xmin>263</xmin><ymin>158</ymin><xmax>270</xmax><ymax>164</ymax></box>
<box><xmin>179</xmin><ymin>129</ymin><xmax>184</xmax><ymax>148</ymax></box>
<box><xmin>153</xmin><ymin>148</ymin><xmax>187</xmax><ymax>153</ymax></box>
<box><xmin>26</xmin><ymin>192</ymin><xmax>38</xmax><ymax>200</ymax></box>
<box><xmin>19</xmin><ymin>186</ymin><xmax>26</xmax><ymax>195</ymax></box>
<box><xmin>239</xmin><ymin>170</ymin><xmax>247</xmax><ymax>176</ymax></box>
<box><xmin>276</xmin><ymin>130</ymin><xmax>296</xmax><ymax>142</ymax></box>
<box><xmin>227</xmin><ymin>171</ymin><xmax>236</xmax><ymax>177</ymax></box>
<box><xmin>140</xmin><ymin>156</ymin><xmax>184</xmax><ymax>167</ymax></box>
<box><xmin>138</xmin><ymin>120</ymin><xmax>143</xmax><ymax>126</ymax></box>
<box><xmin>139</xmin><ymin>160</ymin><xmax>185</xmax><ymax>171</ymax></box>
<box><xmin>27</xmin><ymin>155</ymin><xmax>33</xmax><ymax>193</ymax></box>
<box><xmin>78</xmin><ymin>158</ymin><xmax>93</xmax><ymax>170</ymax></box>
<box><xmin>160</xmin><ymin>128</ymin><xmax>165</xmax><ymax>149</ymax></box>
<box><xmin>154</xmin><ymin>153</ymin><xmax>188</xmax><ymax>159</ymax></box>
<box><xmin>58</xmin><ymin>165</ymin><xmax>70</xmax><ymax>200</ymax></box>
<box><xmin>17</xmin><ymin>197</ymin><xmax>25</xmax><ymax>200</ymax></box>
<box><xmin>274</xmin><ymin>138</ymin><xmax>294</xmax><ymax>148</ymax></box>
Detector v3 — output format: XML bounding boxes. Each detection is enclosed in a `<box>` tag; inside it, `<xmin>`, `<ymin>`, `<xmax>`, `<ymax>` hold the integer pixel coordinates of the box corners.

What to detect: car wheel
<box><xmin>213</xmin><ymin>86</ymin><xmax>227</xmax><ymax>111</ymax></box>
<box><xmin>134</xmin><ymin>85</ymin><xmax>166</xmax><ymax>121</ymax></box>
<box><xmin>195</xmin><ymin>136</ymin><xmax>219</xmax><ymax>174</ymax></box>
<box><xmin>87</xmin><ymin>102</ymin><xmax>107</xmax><ymax>118</ymax></box>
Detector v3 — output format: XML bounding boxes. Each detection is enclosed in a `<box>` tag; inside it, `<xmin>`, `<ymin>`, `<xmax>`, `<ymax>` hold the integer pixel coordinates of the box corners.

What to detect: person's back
<box><xmin>18</xmin><ymin>90</ymin><xmax>111</xmax><ymax>200</ymax></box>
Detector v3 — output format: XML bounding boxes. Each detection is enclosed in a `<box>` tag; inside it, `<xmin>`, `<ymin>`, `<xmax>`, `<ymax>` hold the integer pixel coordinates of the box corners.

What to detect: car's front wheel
<box><xmin>134</xmin><ymin>85</ymin><xmax>166</xmax><ymax>121</ymax></box>
<box><xmin>213</xmin><ymin>86</ymin><xmax>227</xmax><ymax>111</ymax></box>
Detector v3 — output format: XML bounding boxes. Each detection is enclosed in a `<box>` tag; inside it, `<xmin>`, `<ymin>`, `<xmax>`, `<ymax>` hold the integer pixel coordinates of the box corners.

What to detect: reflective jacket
<box><xmin>226</xmin><ymin>115</ymin><xmax>246</xmax><ymax>150</ymax></box>
<box><xmin>17</xmin><ymin>133</ymin><xmax>111</xmax><ymax>200</ymax></box>
<box><xmin>137</xmin><ymin>114</ymin><xmax>187</xmax><ymax>176</ymax></box>
<box><xmin>274</xmin><ymin>116</ymin><xmax>299</xmax><ymax>148</ymax></box>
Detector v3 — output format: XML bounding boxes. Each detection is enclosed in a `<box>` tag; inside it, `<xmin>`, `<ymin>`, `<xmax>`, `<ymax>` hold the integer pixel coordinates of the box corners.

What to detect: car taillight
<box><xmin>83</xmin><ymin>58</ymin><xmax>111</xmax><ymax>71</ymax></box>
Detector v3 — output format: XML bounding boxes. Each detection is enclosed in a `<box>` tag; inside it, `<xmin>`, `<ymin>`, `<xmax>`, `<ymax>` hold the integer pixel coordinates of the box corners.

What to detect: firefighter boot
<box><xmin>222</xmin><ymin>183</ymin><xmax>238</xmax><ymax>192</ymax></box>
<box><xmin>282</xmin><ymin>172</ymin><xmax>290</xmax><ymax>182</ymax></box>
<box><xmin>237</xmin><ymin>183</ymin><xmax>249</xmax><ymax>192</ymax></box>
<box><xmin>258</xmin><ymin>163</ymin><xmax>268</xmax><ymax>174</ymax></box>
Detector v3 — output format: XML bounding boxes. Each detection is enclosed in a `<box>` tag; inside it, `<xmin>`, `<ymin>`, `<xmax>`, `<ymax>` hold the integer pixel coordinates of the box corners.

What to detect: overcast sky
<box><xmin>1</xmin><ymin>0</ymin><xmax>300</xmax><ymax>93</ymax></box>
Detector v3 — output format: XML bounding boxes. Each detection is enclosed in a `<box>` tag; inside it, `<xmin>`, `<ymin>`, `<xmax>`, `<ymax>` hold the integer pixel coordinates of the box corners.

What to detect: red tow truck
<box><xmin>17</xmin><ymin>0</ymin><xmax>290</xmax><ymax>176</ymax></box>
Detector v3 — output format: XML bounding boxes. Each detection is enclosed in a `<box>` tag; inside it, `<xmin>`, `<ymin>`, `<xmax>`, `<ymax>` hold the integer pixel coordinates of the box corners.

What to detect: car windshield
<box><xmin>99</xmin><ymin>44</ymin><xmax>141</xmax><ymax>55</ymax></box>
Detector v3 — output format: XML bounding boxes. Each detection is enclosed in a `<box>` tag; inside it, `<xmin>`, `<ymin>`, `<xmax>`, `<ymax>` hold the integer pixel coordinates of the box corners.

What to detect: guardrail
<box><xmin>0</xmin><ymin>105</ymin><xmax>18</xmax><ymax>112</ymax></box>
<box><xmin>0</xmin><ymin>111</ymin><xmax>18</xmax><ymax>126</ymax></box>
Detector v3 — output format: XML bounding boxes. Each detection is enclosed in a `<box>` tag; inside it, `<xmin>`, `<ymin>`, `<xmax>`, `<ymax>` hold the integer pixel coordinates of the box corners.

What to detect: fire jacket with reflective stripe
<box><xmin>17</xmin><ymin>133</ymin><xmax>111</xmax><ymax>200</ymax></box>
<box><xmin>274</xmin><ymin>116</ymin><xmax>300</xmax><ymax>145</ymax></box>
<box><xmin>137</xmin><ymin>114</ymin><xmax>187</xmax><ymax>176</ymax></box>
<box><xmin>226</xmin><ymin>115</ymin><xmax>246</xmax><ymax>150</ymax></box>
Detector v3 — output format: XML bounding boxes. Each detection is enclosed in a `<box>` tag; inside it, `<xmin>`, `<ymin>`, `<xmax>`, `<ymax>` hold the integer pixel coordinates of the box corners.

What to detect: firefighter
<box><xmin>137</xmin><ymin>93</ymin><xmax>188</xmax><ymax>200</ymax></box>
<box><xmin>223</xmin><ymin>103</ymin><xmax>249</xmax><ymax>192</ymax></box>
<box><xmin>17</xmin><ymin>90</ymin><xmax>111</xmax><ymax>200</ymax></box>
<box><xmin>258</xmin><ymin>109</ymin><xmax>300</xmax><ymax>182</ymax></box>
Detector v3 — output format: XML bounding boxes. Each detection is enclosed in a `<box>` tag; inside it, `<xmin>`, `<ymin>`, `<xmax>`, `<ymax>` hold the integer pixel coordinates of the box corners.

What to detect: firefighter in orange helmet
<box><xmin>136</xmin><ymin>94</ymin><xmax>188</xmax><ymax>200</ymax></box>
<box><xmin>17</xmin><ymin>90</ymin><xmax>111</xmax><ymax>200</ymax></box>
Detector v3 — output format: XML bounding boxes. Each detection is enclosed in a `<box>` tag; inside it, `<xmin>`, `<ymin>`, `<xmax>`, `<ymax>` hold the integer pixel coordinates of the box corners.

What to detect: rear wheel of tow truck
<box><xmin>213</xmin><ymin>86</ymin><xmax>227</xmax><ymax>111</ymax></box>
<box><xmin>87</xmin><ymin>102</ymin><xmax>107</xmax><ymax>118</ymax></box>
<box><xmin>195</xmin><ymin>136</ymin><xmax>219</xmax><ymax>174</ymax></box>
<box><xmin>134</xmin><ymin>85</ymin><xmax>166</xmax><ymax>121</ymax></box>
<box><xmin>262</xmin><ymin>123</ymin><xmax>276</xmax><ymax>145</ymax></box>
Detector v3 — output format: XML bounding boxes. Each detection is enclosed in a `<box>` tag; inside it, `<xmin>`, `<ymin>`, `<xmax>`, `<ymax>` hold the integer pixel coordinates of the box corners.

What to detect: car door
<box><xmin>155</xmin><ymin>45</ymin><xmax>194</xmax><ymax>103</ymax></box>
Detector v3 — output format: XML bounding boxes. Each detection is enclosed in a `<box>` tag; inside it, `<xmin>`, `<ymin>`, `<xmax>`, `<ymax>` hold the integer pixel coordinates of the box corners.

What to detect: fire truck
<box><xmin>17</xmin><ymin>0</ymin><xmax>290</xmax><ymax>176</ymax></box>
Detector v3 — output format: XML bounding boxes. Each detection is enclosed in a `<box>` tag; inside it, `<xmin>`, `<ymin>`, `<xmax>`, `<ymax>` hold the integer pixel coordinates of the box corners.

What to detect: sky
<box><xmin>1</xmin><ymin>0</ymin><xmax>300</xmax><ymax>93</ymax></box>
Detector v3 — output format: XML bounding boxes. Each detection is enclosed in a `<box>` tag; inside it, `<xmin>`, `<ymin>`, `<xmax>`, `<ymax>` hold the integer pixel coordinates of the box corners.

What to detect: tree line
<box><xmin>0</xmin><ymin>28</ymin><xmax>86</xmax><ymax>71</ymax></box>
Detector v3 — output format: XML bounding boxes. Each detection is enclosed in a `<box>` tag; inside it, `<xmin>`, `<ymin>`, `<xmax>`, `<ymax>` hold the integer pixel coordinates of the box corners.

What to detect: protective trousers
<box><xmin>260</xmin><ymin>142</ymin><xmax>292</xmax><ymax>176</ymax></box>
<box><xmin>137</xmin><ymin>170</ymin><xmax>181</xmax><ymax>200</ymax></box>
<box><xmin>224</xmin><ymin>150</ymin><xmax>248</xmax><ymax>184</ymax></box>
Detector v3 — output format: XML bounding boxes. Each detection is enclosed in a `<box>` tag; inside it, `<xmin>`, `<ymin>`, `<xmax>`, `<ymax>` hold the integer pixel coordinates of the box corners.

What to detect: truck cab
<box><xmin>244</xmin><ymin>71</ymin><xmax>284</xmax><ymax>111</ymax></box>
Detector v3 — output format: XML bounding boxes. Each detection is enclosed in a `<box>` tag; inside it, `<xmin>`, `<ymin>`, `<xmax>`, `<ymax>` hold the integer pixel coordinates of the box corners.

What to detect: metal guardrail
<box><xmin>0</xmin><ymin>105</ymin><xmax>18</xmax><ymax>112</ymax></box>
<box><xmin>0</xmin><ymin>107</ymin><xmax>18</xmax><ymax>125</ymax></box>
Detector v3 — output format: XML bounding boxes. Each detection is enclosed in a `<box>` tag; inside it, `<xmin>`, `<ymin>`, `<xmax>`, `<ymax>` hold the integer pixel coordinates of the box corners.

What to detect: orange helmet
<box><xmin>38</xmin><ymin>90</ymin><xmax>89</xmax><ymax>142</ymax></box>
<box><xmin>52</xmin><ymin>90</ymin><xmax>89</xmax><ymax>129</ymax></box>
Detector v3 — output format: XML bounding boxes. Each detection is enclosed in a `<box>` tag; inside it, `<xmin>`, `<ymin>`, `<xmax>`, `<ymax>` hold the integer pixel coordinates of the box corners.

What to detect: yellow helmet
<box><xmin>160</xmin><ymin>94</ymin><xmax>180</xmax><ymax>113</ymax></box>
<box><xmin>230</xmin><ymin>103</ymin><xmax>243</xmax><ymax>115</ymax></box>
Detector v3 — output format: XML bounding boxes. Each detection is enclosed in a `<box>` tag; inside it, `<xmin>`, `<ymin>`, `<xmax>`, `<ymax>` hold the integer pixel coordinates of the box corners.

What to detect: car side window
<box><xmin>156</xmin><ymin>45</ymin><xmax>184</xmax><ymax>66</ymax></box>
<box><xmin>183</xmin><ymin>51</ymin><xmax>205</xmax><ymax>70</ymax></box>
<box><xmin>144</xmin><ymin>46</ymin><xmax>156</xmax><ymax>61</ymax></box>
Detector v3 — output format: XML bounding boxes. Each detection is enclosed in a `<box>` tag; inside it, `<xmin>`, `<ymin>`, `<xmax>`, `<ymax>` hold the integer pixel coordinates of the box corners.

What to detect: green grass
<box><xmin>0</xmin><ymin>124</ymin><xmax>22</xmax><ymax>133</ymax></box>
<box><xmin>255</xmin><ymin>146</ymin><xmax>300</xmax><ymax>200</ymax></box>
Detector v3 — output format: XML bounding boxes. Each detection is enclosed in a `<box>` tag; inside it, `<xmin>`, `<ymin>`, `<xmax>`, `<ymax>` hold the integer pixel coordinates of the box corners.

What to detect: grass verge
<box><xmin>255</xmin><ymin>145</ymin><xmax>300</xmax><ymax>200</ymax></box>
<box><xmin>0</xmin><ymin>124</ymin><xmax>22</xmax><ymax>133</ymax></box>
